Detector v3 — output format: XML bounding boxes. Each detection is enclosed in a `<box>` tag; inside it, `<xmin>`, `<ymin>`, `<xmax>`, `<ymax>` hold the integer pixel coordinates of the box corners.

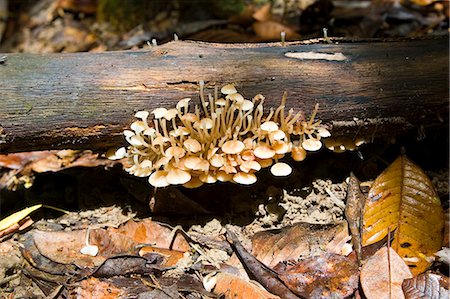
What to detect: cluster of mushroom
<box><xmin>107</xmin><ymin>83</ymin><xmax>331</xmax><ymax>188</ymax></box>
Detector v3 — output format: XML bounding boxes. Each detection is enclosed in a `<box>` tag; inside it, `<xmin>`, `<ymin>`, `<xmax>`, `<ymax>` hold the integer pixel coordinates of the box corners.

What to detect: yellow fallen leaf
<box><xmin>362</xmin><ymin>155</ymin><xmax>444</xmax><ymax>275</ymax></box>
<box><xmin>0</xmin><ymin>204</ymin><xmax>42</xmax><ymax>231</ymax></box>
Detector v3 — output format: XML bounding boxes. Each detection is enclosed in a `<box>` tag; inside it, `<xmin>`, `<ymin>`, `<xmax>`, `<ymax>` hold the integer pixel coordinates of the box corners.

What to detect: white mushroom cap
<box><xmin>140</xmin><ymin>159</ymin><xmax>152</xmax><ymax>168</ymax></box>
<box><xmin>155</xmin><ymin>156</ymin><xmax>170</xmax><ymax>169</ymax></box>
<box><xmin>233</xmin><ymin>172</ymin><xmax>257</xmax><ymax>185</ymax></box>
<box><xmin>151</xmin><ymin>108</ymin><xmax>168</xmax><ymax>119</ymax></box>
<box><xmin>164</xmin><ymin>108</ymin><xmax>178</xmax><ymax>120</ymax></box>
<box><xmin>143</xmin><ymin>128</ymin><xmax>156</xmax><ymax>136</ymax></box>
<box><xmin>153</xmin><ymin>136</ymin><xmax>170</xmax><ymax>145</ymax></box>
<box><xmin>317</xmin><ymin>127</ymin><xmax>331</xmax><ymax>138</ymax></box>
<box><xmin>176</xmin><ymin>98</ymin><xmax>191</xmax><ymax>110</ymax></box>
<box><xmin>198</xmin><ymin>118</ymin><xmax>214</xmax><ymax>130</ymax></box>
<box><xmin>239</xmin><ymin>100</ymin><xmax>254</xmax><ymax>111</ymax></box>
<box><xmin>135</xmin><ymin>110</ymin><xmax>149</xmax><ymax>120</ymax></box>
<box><xmin>123</xmin><ymin>130</ymin><xmax>134</xmax><ymax>138</ymax></box>
<box><xmin>253</xmin><ymin>145</ymin><xmax>276</xmax><ymax>159</ymax></box>
<box><xmin>221</xmin><ymin>84</ymin><xmax>237</xmax><ymax>95</ymax></box>
<box><xmin>261</xmin><ymin>121</ymin><xmax>279</xmax><ymax>132</ymax></box>
<box><xmin>106</xmin><ymin>147</ymin><xmax>127</xmax><ymax>160</ymax></box>
<box><xmin>270</xmin><ymin>162</ymin><xmax>292</xmax><ymax>176</ymax></box>
<box><xmin>226</xmin><ymin>93</ymin><xmax>244</xmax><ymax>103</ymax></box>
<box><xmin>269</xmin><ymin>130</ymin><xmax>286</xmax><ymax>140</ymax></box>
<box><xmin>166</xmin><ymin>168</ymin><xmax>191</xmax><ymax>185</ymax></box>
<box><xmin>215</xmin><ymin>99</ymin><xmax>226</xmax><ymax>106</ymax></box>
<box><xmin>222</xmin><ymin>140</ymin><xmax>245</xmax><ymax>154</ymax></box>
<box><xmin>302</xmin><ymin>138</ymin><xmax>322</xmax><ymax>151</ymax></box>
<box><xmin>149</xmin><ymin>170</ymin><xmax>169</xmax><ymax>187</ymax></box>
<box><xmin>220</xmin><ymin>164</ymin><xmax>237</xmax><ymax>174</ymax></box>
<box><xmin>183</xmin><ymin>176</ymin><xmax>204</xmax><ymax>188</ymax></box>
<box><xmin>241</xmin><ymin>149</ymin><xmax>255</xmax><ymax>161</ymax></box>
<box><xmin>184</xmin><ymin>138</ymin><xmax>202</xmax><ymax>153</ymax></box>
<box><xmin>130</xmin><ymin>135</ymin><xmax>146</xmax><ymax>147</ymax></box>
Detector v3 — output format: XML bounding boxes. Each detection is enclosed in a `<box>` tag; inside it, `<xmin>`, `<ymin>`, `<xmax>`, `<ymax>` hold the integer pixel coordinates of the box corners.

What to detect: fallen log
<box><xmin>0</xmin><ymin>37</ymin><xmax>448</xmax><ymax>153</ymax></box>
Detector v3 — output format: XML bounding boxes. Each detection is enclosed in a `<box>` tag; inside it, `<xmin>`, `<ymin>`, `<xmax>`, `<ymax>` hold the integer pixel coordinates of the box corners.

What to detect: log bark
<box><xmin>0</xmin><ymin>37</ymin><xmax>448</xmax><ymax>153</ymax></box>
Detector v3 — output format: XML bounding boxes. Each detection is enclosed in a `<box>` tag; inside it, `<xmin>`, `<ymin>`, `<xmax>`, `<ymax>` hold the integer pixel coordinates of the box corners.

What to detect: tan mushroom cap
<box><xmin>269</xmin><ymin>130</ymin><xmax>286</xmax><ymax>141</ymax></box>
<box><xmin>184</xmin><ymin>138</ymin><xmax>202</xmax><ymax>153</ymax></box>
<box><xmin>200</xmin><ymin>173</ymin><xmax>217</xmax><ymax>184</ymax></box>
<box><xmin>302</xmin><ymin>138</ymin><xmax>322</xmax><ymax>151</ymax></box>
<box><xmin>130</xmin><ymin>135</ymin><xmax>146</xmax><ymax>147</ymax></box>
<box><xmin>155</xmin><ymin>156</ymin><xmax>170</xmax><ymax>169</ymax></box>
<box><xmin>210</xmin><ymin>154</ymin><xmax>225</xmax><ymax>168</ymax></box>
<box><xmin>165</xmin><ymin>146</ymin><xmax>186</xmax><ymax>159</ymax></box>
<box><xmin>135</xmin><ymin>110</ymin><xmax>149</xmax><ymax>120</ymax></box>
<box><xmin>183</xmin><ymin>176</ymin><xmax>204</xmax><ymax>188</ymax></box>
<box><xmin>184</xmin><ymin>156</ymin><xmax>209</xmax><ymax>171</ymax></box>
<box><xmin>151</xmin><ymin>108</ymin><xmax>168</xmax><ymax>119</ymax></box>
<box><xmin>149</xmin><ymin>170</ymin><xmax>169</xmax><ymax>187</ymax></box>
<box><xmin>240</xmin><ymin>160</ymin><xmax>261</xmax><ymax>173</ymax></box>
<box><xmin>215</xmin><ymin>99</ymin><xmax>226</xmax><ymax>106</ymax></box>
<box><xmin>291</xmin><ymin>146</ymin><xmax>307</xmax><ymax>161</ymax></box>
<box><xmin>221</xmin><ymin>84</ymin><xmax>237</xmax><ymax>95</ymax></box>
<box><xmin>170</xmin><ymin>127</ymin><xmax>189</xmax><ymax>137</ymax></box>
<box><xmin>258</xmin><ymin>158</ymin><xmax>273</xmax><ymax>168</ymax></box>
<box><xmin>253</xmin><ymin>145</ymin><xmax>276</xmax><ymax>159</ymax></box>
<box><xmin>166</xmin><ymin>168</ymin><xmax>191</xmax><ymax>185</ymax></box>
<box><xmin>222</xmin><ymin>140</ymin><xmax>245</xmax><ymax>154</ymax></box>
<box><xmin>226</xmin><ymin>93</ymin><xmax>244</xmax><ymax>102</ymax></box>
<box><xmin>272</xmin><ymin>141</ymin><xmax>291</xmax><ymax>154</ymax></box>
<box><xmin>143</xmin><ymin>128</ymin><xmax>156</xmax><ymax>136</ymax></box>
<box><xmin>261</xmin><ymin>121</ymin><xmax>279</xmax><ymax>132</ymax></box>
<box><xmin>233</xmin><ymin>172</ymin><xmax>257</xmax><ymax>185</ymax></box>
<box><xmin>181</xmin><ymin>113</ymin><xmax>199</xmax><ymax>123</ymax></box>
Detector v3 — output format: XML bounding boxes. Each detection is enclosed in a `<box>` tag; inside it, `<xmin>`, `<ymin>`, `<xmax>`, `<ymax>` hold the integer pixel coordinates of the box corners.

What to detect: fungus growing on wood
<box><xmin>110</xmin><ymin>83</ymin><xmax>333</xmax><ymax>187</ymax></box>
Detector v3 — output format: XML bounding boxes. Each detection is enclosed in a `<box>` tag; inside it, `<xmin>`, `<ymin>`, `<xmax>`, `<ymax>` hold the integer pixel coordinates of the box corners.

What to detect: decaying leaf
<box><xmin>212</xmin><ymin>272</ymin><xmax>281</xmax><ymax>299</ymax></box>
<box><xmin>274</xmin><ymin>253</ymin><xmax>359</xmax><ymax>299</ymax></box>
<box><xmin>29</xmin><ymin>219</ymin><xmax>189</xmax><ymax>268</ymax></box>
<box><xmin>361</xmin><ymin>247</ymin><xmax>413</xmax><ymax>299</ymax></box>
<box><xmin>73</xmin><ymin>277</ymin><xmax>124</xmax><ymax>299</ymax></box>
<box><xmin>251</xmin><ymin>222</ymin><xmax>347</xmax><ymax>268</ymax></box>
<box><xmin>362</xmin><ymin>155</ymin><xmax>444</xmax><ymax>274</ymax></box>
<box><xmin>402</xmin><ymin>271</ymin><xmax>449</xmax><ymax>299</ymax></box>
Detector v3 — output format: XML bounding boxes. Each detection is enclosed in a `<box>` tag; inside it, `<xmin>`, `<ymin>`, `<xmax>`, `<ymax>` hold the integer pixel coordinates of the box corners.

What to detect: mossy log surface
<box><xmin>0</xmin><ymin>38</ymin><xmax>448</xmax><ymax>153</ymax></box>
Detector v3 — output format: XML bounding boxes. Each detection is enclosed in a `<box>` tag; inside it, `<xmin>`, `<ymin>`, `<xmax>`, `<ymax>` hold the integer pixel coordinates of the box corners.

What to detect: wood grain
<box><xmin>0</xmin><ymin>38</ymin><xmax>448</xmax><ymax>153</ymax></box>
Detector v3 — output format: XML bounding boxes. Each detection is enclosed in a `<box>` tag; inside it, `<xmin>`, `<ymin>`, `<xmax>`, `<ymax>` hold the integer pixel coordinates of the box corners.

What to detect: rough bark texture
<box><xmin>0</xmin><ymin>37</ymin><xmax>448</xmax><ymax>153</ymax></box>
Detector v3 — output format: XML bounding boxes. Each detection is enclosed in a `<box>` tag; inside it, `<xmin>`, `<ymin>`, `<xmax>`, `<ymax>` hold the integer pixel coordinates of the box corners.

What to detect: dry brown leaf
<box><xmin>362</xmin><ymin>155</ymin><xmax>444</xmax><ymax>275</ymax></box>
<box><xmin>252</xmin><ymin>21</ymin><xmax>300</xmax><ymax>40</ymax></box>
<box><xmin>0</xmin><ymin>151</ymin><xmax>56</xmax><ymax>169</ymax></box>
<box><xmin>274</xmin><ymin>253</ymin><xmax>359</xmax><ymax>299</ymax></box>
<box><xmin>213</xmin><ymin>272</ymin><xmax>280</xmax><ymax>299</ymax></box>
<box><xmin>361</xmin><ymin>247</ymin><xmax>413</xmax><ymax>299</ymax></box>
<box><xmin>31</xmin><ymin>219</ymin><xmax>189</xmax><ymax>268</ymax></box>
<box><xmin>252</xmin><ymin>222</ymin><xmax>346</xmax><ymax>268</ymax></box>
<box><xmin>402</xmin><ymin>271</ymin><xmax>449</xmax><ymax>299</ymax></box>
<box><xmin>252</xmin><ymin>3</ymin><xmax>272</xmax><ymax>22</ymax></box>
<box><xmin>73</xmin><ymin>277</ymin><xmax>124</xmax><ymax>299</ymax></box>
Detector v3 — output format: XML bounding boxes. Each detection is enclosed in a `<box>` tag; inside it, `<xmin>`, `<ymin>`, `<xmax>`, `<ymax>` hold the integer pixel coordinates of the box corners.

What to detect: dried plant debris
<box><xmin>108</xmin><ymin>82</ymin><xmax>331</xmax><ymax>188</ymax></box>
<box><xmin>402</xmin><ymin>271</ymin><xmax>449</xmax><ymax>299</ymax></box>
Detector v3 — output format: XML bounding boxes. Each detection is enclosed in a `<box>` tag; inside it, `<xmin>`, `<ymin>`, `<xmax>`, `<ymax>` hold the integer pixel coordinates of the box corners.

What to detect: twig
<box><xmin>225</xmin><ymin>226</ymin><xmax>303</xmax><ymax>299</ymax></box>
